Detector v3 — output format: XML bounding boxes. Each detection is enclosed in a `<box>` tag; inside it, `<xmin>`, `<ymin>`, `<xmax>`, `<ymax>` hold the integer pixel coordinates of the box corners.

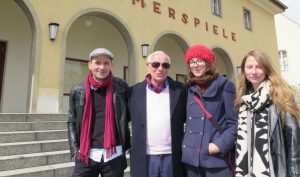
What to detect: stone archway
<box><xmin>60</xmin><ymin>9</ymin><xmax>136</xmax><ymax>112</ymax></box>
<box><xmin>152</xmin><ymin>32</ymin><xmax>189</xmax><ymax>81</ymax></box>
<box><xmin>0</xmin><ymin>0</ymin><xmax>40</xmax><ymax>113</ymax></box>
<box><xmin>211</xmin><ymin>46</ymin><xmax>235</xmax><ymax>83</ymax></box>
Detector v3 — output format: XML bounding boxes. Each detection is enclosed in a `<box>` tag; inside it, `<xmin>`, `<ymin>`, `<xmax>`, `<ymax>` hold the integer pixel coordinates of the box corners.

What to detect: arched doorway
<box><xmin>152</xmin><ymin>32</ymin><xmax>189</xmax><ymax>82</ymax></box>
<box><xmin>61</xmin><ymin>9</ymin><xmax>135</xmax><ymax>112</ymax></box>
<box><xmin>0</xmin><ymin>0</ymin><xmax>39</xmax><ymax>113</ymax></box>
<box><xmin>212</xmin><ymin>47</ymin><xmax>235</xmax><ymax>83</ymax></box>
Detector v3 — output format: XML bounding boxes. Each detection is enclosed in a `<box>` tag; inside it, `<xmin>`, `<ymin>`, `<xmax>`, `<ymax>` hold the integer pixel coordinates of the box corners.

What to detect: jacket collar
<box><xmin>190</xmin><ymin>75</ymin><xmax>227</xmax><ymax>98</ymax></box>
<box><xmin>168</xmin><ymin>77</ymin><xmax>182</xmax><ymax>116</ymax></box>
<box><xmin>268</xmin><ymin>104</ymin><xmax>280</xmax><ymax>135</ymax></box>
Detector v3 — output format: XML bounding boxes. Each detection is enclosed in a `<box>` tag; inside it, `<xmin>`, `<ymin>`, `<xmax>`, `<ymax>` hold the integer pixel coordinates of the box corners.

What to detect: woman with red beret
<box><xmin>181</xmin><ymin>44</ymin><xmax>238</xmax><ymax>177</ymax></box>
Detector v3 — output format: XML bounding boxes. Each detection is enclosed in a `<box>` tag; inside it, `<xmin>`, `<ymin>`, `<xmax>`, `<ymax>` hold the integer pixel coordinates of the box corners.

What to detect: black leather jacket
<box><xmin>67</xmin><ymin>77</ymin><xmax>130</xmax><ymax>157</ymax></box>
<box><xmin>269</xmin><ymin>105</ymin><xmax>300</xmax><ymax>177</ymax></box>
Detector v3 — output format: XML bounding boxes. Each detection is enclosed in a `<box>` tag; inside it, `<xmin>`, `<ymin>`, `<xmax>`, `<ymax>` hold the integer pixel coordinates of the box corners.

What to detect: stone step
<box><xmin>0</xmin><ymin>162</ymin><xmax>75</xmax><ymax>177</ymax></box>
<box><xmin>0</xmin><ymin>162</ymin><xmax>131</xmax><ymax>177</ymax></box>
<box><xmin>0</xmin><ymin>114</ymin><xmax>132</xmax><ymax>177</ymax></box>
<box><xmin>0</xmin><ymin>114</ymin><xmax>67</xmax><ymax>122</ymax></box>
<box><xmin>0</xmin><ymin>150</ymin><xmax>72</xmax><ymax>171</ymax></box>
<box><xmin>0</xmin><ymin>130</ymin><xmax>67</xmax><ymax>143</ymax></box>
<box><xmin>0</xmin><ymin>139</ymin><xmax>69</xmax><ymax>156</ymax></box>
<box><xmin>0</xmin><ymin>121</ymin><xmax>66</xmax><ymax>132</ymax></box>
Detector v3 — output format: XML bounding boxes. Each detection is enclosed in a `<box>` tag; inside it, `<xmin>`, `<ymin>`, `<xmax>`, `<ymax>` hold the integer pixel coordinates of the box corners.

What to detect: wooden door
<box><xmin>0</xmin><ymin>41</ymin><xmax>6</xmax><ymax>102</ymax></box>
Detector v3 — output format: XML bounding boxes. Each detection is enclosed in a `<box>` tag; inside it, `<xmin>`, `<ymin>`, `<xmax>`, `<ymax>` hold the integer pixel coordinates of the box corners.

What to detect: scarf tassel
<box><xmin>76</xmin><ymin>152</ymin><xmax>90</xmax><ymax>165</ymax></box>
<box><xmin>105</xmin><ymin>147</ymin><xmax>117</xmax><ymax>158</ymax></box>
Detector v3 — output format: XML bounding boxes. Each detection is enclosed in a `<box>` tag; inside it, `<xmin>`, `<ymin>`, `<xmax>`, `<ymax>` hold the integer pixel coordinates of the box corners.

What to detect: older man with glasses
<box><xmin>128</xmin><ymin>51</ymin><xmax>187</xmax><ymax>177</ymax></box>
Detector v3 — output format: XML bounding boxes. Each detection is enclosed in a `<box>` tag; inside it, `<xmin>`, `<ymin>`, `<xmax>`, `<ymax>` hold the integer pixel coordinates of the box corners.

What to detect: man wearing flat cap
<box><xmin>67</xmin><ymin>48</ymin><xmax>130</xmax><ymax>177</ymax></box>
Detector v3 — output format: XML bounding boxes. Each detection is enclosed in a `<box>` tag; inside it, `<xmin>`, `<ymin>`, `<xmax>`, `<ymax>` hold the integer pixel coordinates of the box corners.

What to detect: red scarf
<box><xmin>145</xmin><ymin>74</ymin><xmax>167</xmax><ymax>93</ymax></box>
<box><xmin>77</xmin><ymin>71</ymin><xmax>116</xmax><ymax>164</ymax></box>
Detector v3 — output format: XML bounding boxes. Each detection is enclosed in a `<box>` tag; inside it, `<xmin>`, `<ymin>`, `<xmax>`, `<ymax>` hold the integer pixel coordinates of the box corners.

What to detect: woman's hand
<box><xmin>208</xmin><ymin>143</ymin><xmax>220</xmax><ymax>155</ymax></box>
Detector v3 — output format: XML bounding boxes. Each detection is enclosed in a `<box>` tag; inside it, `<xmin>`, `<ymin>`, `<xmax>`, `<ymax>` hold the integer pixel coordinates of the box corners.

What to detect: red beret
<box><xmin>185</xmin><ymin>44</ymin><xmax>215</xmax><ymax>65</ymax></box>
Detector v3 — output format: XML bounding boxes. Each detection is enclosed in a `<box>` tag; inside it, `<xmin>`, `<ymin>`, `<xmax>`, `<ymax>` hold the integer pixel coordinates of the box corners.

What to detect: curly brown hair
<box><xmin>186</xmin><ymin>61</ymin><xmax>219</xmax><ymax>94</ymax></box>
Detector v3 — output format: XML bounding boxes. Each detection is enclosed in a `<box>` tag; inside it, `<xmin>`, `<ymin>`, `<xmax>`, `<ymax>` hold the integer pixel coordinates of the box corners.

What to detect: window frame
<box><xmin>243</xmin><ymin>8</ymin><xmax>252</xmax><ymax>31</ymax></box>
<box><xmin>279</xmin><ymin>50</ymin><xmax>288</xmax><ymax>71</ymax></box>
<box><xmin>212</xmin><ymin>0</ymin><xmax>222</xmax><ymax>17</ymax></box>
<box><xmin>63</xmin><ymin>57</ymin><xmax>89</xmax><ymax>96</ymax></box>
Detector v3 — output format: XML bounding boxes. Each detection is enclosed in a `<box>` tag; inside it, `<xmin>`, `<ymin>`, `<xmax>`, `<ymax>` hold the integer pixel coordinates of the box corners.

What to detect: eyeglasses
<box><xmin>148</xmin><ymin>62</ymin><xmax>171</xmax><ymax>69</ymax></box>
<box><xmin>188</xmin><ymin>59</ymin><xmax>206</xmax><ymax>67</ymax></box>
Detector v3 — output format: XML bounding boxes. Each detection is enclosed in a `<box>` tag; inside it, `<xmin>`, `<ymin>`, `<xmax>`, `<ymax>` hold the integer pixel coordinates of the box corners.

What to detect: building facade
<box><xmin>0</xmin><ymin>0</ymin><xmax>285</xmax><ymax>113</ymax></box>
<box><xmin>275</xmin><ymin>13</ymin><xmax>300</xmax><ymax>110</ymax></box>
<box><xmin>275</xmin><ymin>14</ymin><xmax>300</xmax><ymax>86</ymax></box>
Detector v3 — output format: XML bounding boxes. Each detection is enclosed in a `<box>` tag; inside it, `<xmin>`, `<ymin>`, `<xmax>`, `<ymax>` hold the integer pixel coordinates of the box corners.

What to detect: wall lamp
<box><xmin>141</xmin><ymin>44</ymin><xmax>149</xmax><ymax>58</ymax></box>
<box><xmin>49</xmin><ymin>23</ymin><xmax>59</xmax><ymax>41</ymax></box>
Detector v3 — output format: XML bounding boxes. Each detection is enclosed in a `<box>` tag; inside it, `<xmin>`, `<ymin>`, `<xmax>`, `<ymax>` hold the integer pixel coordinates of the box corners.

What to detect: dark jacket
<box><xmin>128</xmin><ymin>77</ymin><xmax>186</xmax><ymax>177</ymax></box>
<box><xmin>269</xmin><ymin>105</ymin><xmax>300</xmax><ymax>177</ymax></box>
<box><xmin>67</xmin><ymin>77</ymin><xmax>130</xmax><ymax>158</ymax></box>
<box><xmin>182</xmin><ymin>75</ymin><xmax>238</xmax><ymax>168</ymax></box>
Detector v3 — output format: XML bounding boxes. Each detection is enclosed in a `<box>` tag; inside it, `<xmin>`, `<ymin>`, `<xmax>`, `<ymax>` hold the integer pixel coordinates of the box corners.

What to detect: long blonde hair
<box><xmin>235</xmin><ymin>49</ymin><xmax>300</xmax><ymax>123</ymax></box>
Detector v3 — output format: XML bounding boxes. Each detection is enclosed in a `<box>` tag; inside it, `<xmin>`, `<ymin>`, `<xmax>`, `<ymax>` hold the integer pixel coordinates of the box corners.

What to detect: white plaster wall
<box><xmin>275</xmin><ymin>14</ymin><xmax>300</xmax><ymax>85</ymax></box>
<box><xmin>0</xmin><ymin>0</ymin><xmax>32</xmax><ymax>112</ymax></box>
<box><xmin>66</xmin><ymin>16</ymin><xmax>128</xmax><ymax>80</ymax></box>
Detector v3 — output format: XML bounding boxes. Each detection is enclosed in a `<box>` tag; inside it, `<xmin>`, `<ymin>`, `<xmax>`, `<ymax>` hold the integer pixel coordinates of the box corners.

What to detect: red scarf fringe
<box><xmin>78</xmin><ymin>71</ymin><xmax>116</xmax><ymax>164</ymax></box>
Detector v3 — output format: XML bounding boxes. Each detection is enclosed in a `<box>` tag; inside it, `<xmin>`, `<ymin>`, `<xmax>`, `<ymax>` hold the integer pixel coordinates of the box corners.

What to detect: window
<box><xmin>243</xmin><ymin>8</ymin><xmax>252</xmax><ymax>30</ymax></box>
<box><xmin>212</xmin><ymin>0</ymin><xmax>222</xmax><ymax>16</ymax></box>
<box><xmin>279</xmin><ymin>50</ymin><xmax>288</xmax><ymax>71</ymax></box>
<box><xmin>176</xmin><ymin>74</ymin><xmax>186</xmax><ymax>83</ymax></box>
<box><xmin>63</xmin><ymin>58</ymin><xmax>89</xmax><ymax>95</ymax></box>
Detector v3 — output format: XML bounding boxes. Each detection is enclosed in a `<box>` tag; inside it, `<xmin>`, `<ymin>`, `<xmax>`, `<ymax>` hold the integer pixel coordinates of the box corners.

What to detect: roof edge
<box><xmin>270</xmin><ymin>0</ymin><xmax>288</xmax><ymax>11</ymax></box>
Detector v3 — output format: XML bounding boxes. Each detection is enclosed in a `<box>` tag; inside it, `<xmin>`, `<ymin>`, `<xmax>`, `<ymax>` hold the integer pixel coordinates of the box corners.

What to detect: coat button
<box><xmin>201</xmin><ymin>117</ymin><xmax>204</xmax><ymax>120</ymax></box>
<box><xmin>189</xmin><ymin>117</ymin><xmax>192</xmax><ymax>120</ymax></box>
<box><xmin>200</xmin><ymin>132</ymin><xmax>203</xmax><ymax>135</ymax></box>
<box><xmin>183</xmin><ymin>145</ymin><xmax>186</xmax><ymax>148</ymax></box>
<box><xmin>189</xmin><ymin>131</ymin><xmax>192</xmax><ymax>134</ymax></box>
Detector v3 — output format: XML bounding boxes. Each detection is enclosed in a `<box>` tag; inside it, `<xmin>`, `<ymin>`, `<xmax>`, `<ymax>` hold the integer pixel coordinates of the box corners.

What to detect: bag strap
<box><xmin>193</xmin><ymin>94</ymin><xmax>224</xmax><ymax>134</ymax></box>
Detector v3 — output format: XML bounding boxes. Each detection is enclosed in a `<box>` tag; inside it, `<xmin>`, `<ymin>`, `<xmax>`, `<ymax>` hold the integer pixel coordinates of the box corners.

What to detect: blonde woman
<box><xmin>235</xmin><ymin>49</ymin><xmax>300</xmax><ymax>177</ymax></box>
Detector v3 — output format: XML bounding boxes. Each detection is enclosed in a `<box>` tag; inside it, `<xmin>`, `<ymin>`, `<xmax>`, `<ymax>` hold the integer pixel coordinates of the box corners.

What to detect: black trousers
<box><xmin>71</xmin><ymin>155</ymin><xmax>127</xmax><ymax>177</ymax></box>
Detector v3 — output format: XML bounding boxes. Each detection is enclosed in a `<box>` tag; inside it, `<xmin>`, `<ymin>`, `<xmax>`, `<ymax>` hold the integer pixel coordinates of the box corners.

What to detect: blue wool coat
<box><xmin>182</xmin><ymin>75</ymin><xmax>238</xmax><ymax>168</ymax></box>
<box><xmin>128</xmin><ymin>77</ymin><xmax>187</xmax><ymax>177</ymax></box>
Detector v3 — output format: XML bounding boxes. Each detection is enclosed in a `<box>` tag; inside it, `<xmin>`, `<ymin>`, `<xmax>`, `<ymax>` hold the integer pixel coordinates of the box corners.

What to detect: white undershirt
<box><xmin>146</xmin><ymin>85</ymin><xmax>172</xmax><ymax>155</ymax></box>
<box><xmin>89</xmin><ymin>145</ymin><xmax>123</xmax><ymax>162</ymax></box>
